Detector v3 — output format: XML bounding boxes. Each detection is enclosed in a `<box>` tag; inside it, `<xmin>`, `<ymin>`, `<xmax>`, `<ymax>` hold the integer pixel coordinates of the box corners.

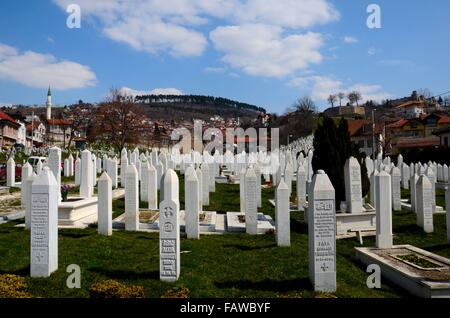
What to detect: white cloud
<box><xmin>343</xmin><ymin>36</ymin><xmax>358</xmax><ymax>44</ymax></box>
<box><xmin>210</xmin><ymin>24</ymin><xmax>324</xmax><ymax>78</ymax></box>
<box><xmin>204</xmin><ymin>66</ymin><xmax>228</xmax><ymax>74</ymax></box>
<box><xmin>53</xmin><ymin>0</ymin><xmax>339</xmax><ymax>62</ymax></box>
<box><xmin>119</xmin><ymin>87</ymin><xmax>183</xmax><ymax>97</ymax></box>
<box><xmin>150</xmin><ymin>88</ymin><xmax>183</xmax><ymax>95</ymax></box>
<box><xmin>0</xmin><ymin>43</ymin><xmax>96</xmax><ymax>90</ymax></box>
<box><xmin>233</xmin><ymin>0</ymin><xmax>339</xmax><ymax>29</ymax></box>
<box><xmin>368</xmin><ymin>47</ymin><xmax>377</xmax><ymax>56</ymax></box>
<box><xmin>288</xmin><ymin>75</ymin><xmax>392</xmax><ymax>103</ymax></box>
<box><xmin>103</xmin><ymin>16</ymin><xmax>207</xmax><ymax>57</ymax></box>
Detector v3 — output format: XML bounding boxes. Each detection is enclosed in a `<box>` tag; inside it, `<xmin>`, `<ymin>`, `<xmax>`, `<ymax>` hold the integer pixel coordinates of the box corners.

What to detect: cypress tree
<box><xmin>313</xmin><ymin>116</ymin><xmax>370</xmax><ymax>203</ymax></box>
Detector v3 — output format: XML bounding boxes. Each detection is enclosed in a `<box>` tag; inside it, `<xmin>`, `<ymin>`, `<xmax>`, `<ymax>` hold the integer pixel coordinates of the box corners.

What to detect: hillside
<box><xmin>134</xmin><ymin>94</ymin><xmax>266</xmax><ymax>122</ymax></box>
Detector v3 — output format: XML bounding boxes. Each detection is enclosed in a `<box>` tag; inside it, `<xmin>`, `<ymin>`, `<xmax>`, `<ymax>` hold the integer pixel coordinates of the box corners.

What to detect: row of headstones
<box><xmin>30</xmin><ymin>160</ymin><xmax>337</xmax><ymax>292</ymax></box>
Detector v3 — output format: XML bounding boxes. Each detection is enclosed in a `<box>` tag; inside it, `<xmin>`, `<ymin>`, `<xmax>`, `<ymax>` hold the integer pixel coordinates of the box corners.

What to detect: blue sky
<box><xmin>0</xmin><ymin>0</ymin><xmax>449</xmax><ymax>113</ymax></box>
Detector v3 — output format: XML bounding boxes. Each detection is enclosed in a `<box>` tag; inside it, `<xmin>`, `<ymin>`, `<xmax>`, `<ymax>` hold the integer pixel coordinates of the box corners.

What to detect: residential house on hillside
<box><xmin>26</xmin><ymin>120</ymin><xmax>46</xmax><ymax>147</ymax></box>
<box><xmin>394</xmin><ymin>100</ymin><xmax>426</xmax><ymax>118</ymax></box>
<box><xmin>387</xmin><ymin>113</ymin><xmax>450</xmax><ymax>138</ymax></box>
<box><xmin>347</xmin><ymin>119</ymin><xmax>384</xmax><ymax>156</ymax></box>
<box><xmin>385</xmin><ymin>113</ymin><xmax>450</xmax><ymax>154</ymax></box>
<box><xmin>0</xmin><ymin>111</ymin><xmax>20</xmax><ymax>148</ymax></box>
<box><xmin>44</xmin><ymin>118</ymin><xmax>72</xmax><ymax>148</ymax></box>
<box><xmin>434</xmin><ymin>126</ymin><xmax>450</xmax><ymax>148</ymax></box>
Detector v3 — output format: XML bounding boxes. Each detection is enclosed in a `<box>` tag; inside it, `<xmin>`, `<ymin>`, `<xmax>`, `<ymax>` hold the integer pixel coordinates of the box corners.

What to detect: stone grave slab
<box><xmin>355</xmin><ymin>245</ymin><xmax>450</xmax><ymax>298</ymax></box>
<box><xmin>226</xmin><ymin>212</ymin><xmax>275</xmax><ymax>234</ymax></box>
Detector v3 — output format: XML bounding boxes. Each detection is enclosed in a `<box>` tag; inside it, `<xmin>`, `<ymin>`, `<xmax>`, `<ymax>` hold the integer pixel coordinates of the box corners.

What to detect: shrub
<box><xmin>0</xmin><ymin>274</ymin><xmax>31</xmax><ymax>298</ymax></box>
<box><xmin>89</xmin><ymin>279</ymin><xmax>144</xmax><ymax>298</ymax></box>
<box><xmin>161</xmin><ymin>287</ymin><xmax>191</xmax><ymax>298</ymax></box>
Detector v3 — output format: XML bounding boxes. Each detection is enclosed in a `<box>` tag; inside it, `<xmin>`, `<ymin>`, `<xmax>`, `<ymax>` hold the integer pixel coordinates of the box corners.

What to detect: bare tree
<box><xmin>338</xmin><ymin>92</ymin><xmax>345</xmax><ymax>107</ymax></box>
<box><xmin>418</xmin><ymin>88</ymin><xmax>433</xmax><ymax>99</ymax></box>
<box><xmin>327</xmin><ymin>94</ymin><xmax>337</xmax><ymax>108</ymax></box>
<box><xmin>348</xmin><ymin>91</ymin><xmax>362</xmax><ymax>106</ymax></box>
<box><xmin>90</xmin><ymin>88</ymin><xmax>146</xmax><ymax>151</ymax></box>
<box><xmin>291</xmin><ymin>96</ymin><xmax>317</xmax><ymax>113</ymax></box>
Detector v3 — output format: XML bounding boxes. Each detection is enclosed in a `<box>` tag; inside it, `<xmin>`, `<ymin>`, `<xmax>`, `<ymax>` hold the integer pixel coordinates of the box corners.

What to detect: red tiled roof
<box><xmin>387</xmin><ymin>119</ymin><xmax>409</xmax><ymax>129</ymax></box>
<box><xmin>47</xmin><ymin>119</ymin><xmax>72</xmax><ymax>125</ymax></box>
<box><xmin>347</xmin><ymin>120</ymin><xmax>370</xmax><ymax>137</ymax></box>
<box><xmin>0</xmin><ymin>111</ymin><xmax>18</xmax><ymax>124</ymax></box>
<box><xmin>438</xmin><ymin>116</ymin><xmax>450</xmax><ymax>125</ymax></box>
<box><xmin>26</xmin><ymin>121</ymin><xmax>42</xmax><ymax>131</ymax></box>
<box><xmin>396</xmin><ymin>100</ymin><xmax>424</xmax><ymax>109</ymax></box>
<box><xmin>396</xmin><ymin>137</ymin><xmax>440</xmax><ymax>149</ymax></box>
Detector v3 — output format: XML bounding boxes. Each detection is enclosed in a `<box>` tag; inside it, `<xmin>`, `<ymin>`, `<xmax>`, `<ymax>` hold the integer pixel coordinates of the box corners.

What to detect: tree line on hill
<box><xmin>134</xmin><ymin>94</ymin><xmax>266</xmax><ymax>113</ymax></box>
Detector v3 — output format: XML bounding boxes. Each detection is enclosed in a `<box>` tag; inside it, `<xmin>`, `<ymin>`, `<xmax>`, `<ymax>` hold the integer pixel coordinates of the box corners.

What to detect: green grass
<box><xmin>0</xmin><ymin>176</ymin><xmax>449</xmax><ymax>298</ymax></box>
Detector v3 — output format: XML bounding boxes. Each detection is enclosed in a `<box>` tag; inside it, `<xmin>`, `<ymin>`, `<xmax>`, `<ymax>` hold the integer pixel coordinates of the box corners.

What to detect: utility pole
<box><xmin>372</xmin><ymin>109</ymin><xmax>376</xmax><ymax>160</ymax></box>
<box><xmin>31</xmin><ymin>111</ymin><xmax>34</xmax><ymax>154</ymax></box>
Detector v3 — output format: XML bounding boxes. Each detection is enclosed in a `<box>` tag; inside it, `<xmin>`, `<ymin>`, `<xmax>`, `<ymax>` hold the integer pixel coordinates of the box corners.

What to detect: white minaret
<box><xmin>46</xmin><ymin>86</ymin><xmax>52</xmax><ymax>120</ymax></box>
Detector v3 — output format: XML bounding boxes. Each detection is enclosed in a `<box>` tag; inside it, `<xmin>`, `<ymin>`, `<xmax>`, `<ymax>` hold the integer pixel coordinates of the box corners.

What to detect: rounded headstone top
<box><xmin>317</xmin><ymin>170</ymin><xmax>325</xmax><ymax>175</ymax></box>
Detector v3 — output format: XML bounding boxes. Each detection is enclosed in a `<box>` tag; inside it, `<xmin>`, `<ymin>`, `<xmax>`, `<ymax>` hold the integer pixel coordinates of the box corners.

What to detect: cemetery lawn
<box><xmin>1</xmin><ymin>180</ymin><xmax>449</xmax><ymax>298</ymax></box>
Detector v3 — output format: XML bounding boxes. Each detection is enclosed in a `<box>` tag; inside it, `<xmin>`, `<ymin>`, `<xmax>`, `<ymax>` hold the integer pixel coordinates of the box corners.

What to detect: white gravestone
<box><xmin>80</xmin><ymin>150</ymin><xmax>93</xmax><ymax>198</ymax></box>
<box><xmin>410</xmin><ymin>174</ymin><xmax>419</xmax><ymax>214</ymax></box>
<box><xmin>209</xmin><ymin>162</ymin><xmax>216</xmax><ymax>193</ymax></box>
<box><xmin>201</xmin><ymin>164</ymin><xmax>210</xmax><ymax>206</ymax></box>
<box><xmin>417</xmin><ymin>175</ymin><xmax>434</xmax><ymax>233</ymax></box>
<box><xmin>25</xmin><ymin>172</ymin><xmax>37</xmax><ymax>230</ymax></box>
<box><xmin>391</xmin><ymin>167</ymin><xmax>401</xmax><ymax>211</ymax></box>
<box><xmin>308</xmin><ymin>170</ymin><xmax>336</xmax><ymax>293</ymax></box>
<box><xmin>254</xmin><ymin>164</ymin><xmax>262</xmax><ymax>208</ymax></box>
<box><xmin>370</xmin><ymin>170</ymin><xmax>379</xmax><ymax>208</ymax></box>
<box><xmin>92</xmin><ymin>155</ymin><xmax>97</xmax><ymax>187</ymax></box>
<box><xmin>125</xmin><ymin>165</ymin><xmax>139</xmax><ymax>231</ymax></box>
<box><xmin>64</xmin><ymin>159</ymin><xmax>70</xmax><ymax>177</ymax></box>
<box><xmin>74</xmin><ymin>158</ymin><xmax>81</xmax><ymax>186</ymax></box>
<box><xmin>21</xmin><ymin>162</ymin><xmax>32</xmax><ymax>208</ymax></box>
<box><xmin>276</xmin><ymin>180</ymin><xmax>290</xmax><ymax>247</ymax></box>
<box><xmin>120</xmin><ymin>155</ymin><xmax>129</xmax><ymax>188</ymax></box>
<box><xmin>36</xmin><ymin>159</ymin><xmax>43</xmax><ymax>176</ymax></box>
<box><xmin>140</xmin><ymin>161</ymin><xmax>150</xmax><ymax>203</ymax></box>
<box><xmin>98</xmin><ymin>172</ymin><xmax>112</xmax><ymax>236</ymax></box>
<box><xmin>148</xmin><ymin>165</ymin><xmax>158</xmax><ymax>210</ymax></box>
<box><xmin>402</xmin><ymin>163</ymin><xmax>410</xmax><ymax>190</ymax></box>
<box><xmin>97</xmin><ymin>157</ymin><xmax>102</xmax><ymax>174</ymax></box>
<box><xmin>196</xmin><ymin>167</ymin><xmax>203</xmax><ymax>211</ymax></box>
<box><xmin>110</xmin><ymin>158</ymin><xmax>118</xmax><ymax>189</ymax></box>
<box><xmin>344</xmin><ymin>157</ymin><xmax>363</xmax><ymax>214</ymax></box>
<box><xmin>297</xmin><ymin>165</ymin><xmax>307</xmax><ymax>211</ymax></box>
<box><xmin>30</xmin><ymin>167</ymin><xmax>58</xmax><ymax>278</ymax></box>
<box><xmin>284</xmin><ymin>162</ymin><xmax>294</xmax><ymax>198</ymax></box>
<box><xmin>185</xmin><ymin>171</ymin><xmax>200</xmax><ymax>240</ymax></box>
<box><xmin>6</xmin><ymin>157</ymin><xmax>15</xmax><ymax>187</ymax></box>
<box><xmin>245</xmin><ymin>167</ymin><xmax>258</xmax><ymax>235</ymax></box>
<box><xmin>444</xmin><ymin>164</ymin><xmax>449</xmax><ymax>183</ymax></box>
<box><xmin>48</xmin><ymin>147</ymin><xmax>61</xmax><ymax>202</ymax></box>
<box><xmin>159</xmin><ymin>170</ymin><xmax>180</xmax><ymax>282</ymax></box>
<box><xmin>156</xmin><ymin>163</ymin><xmax>164</xmax><ymax>190</ymax></box>
<box><xmin>446</xmin><ymin>187</ymin><xmax>450</xmax><ymax>244</ymax></box>
<box><xmin>426</xmin><ymin>167</ymin><xmax>436</xmax><ymax>213</ymax></box>
<box><xmin>68</xmin><ymin>154</ymin><xmax>74</xmax><ymax>177</ymax></box>
<box><xmin>239</xmin><ymin>168</ymin><xmax>246</xmax><ymax>213</ymax></box>
<box><xmin>376</xmin><ymin>171</ymin><xmax>393</xmax><ymax>248</ymax></box>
